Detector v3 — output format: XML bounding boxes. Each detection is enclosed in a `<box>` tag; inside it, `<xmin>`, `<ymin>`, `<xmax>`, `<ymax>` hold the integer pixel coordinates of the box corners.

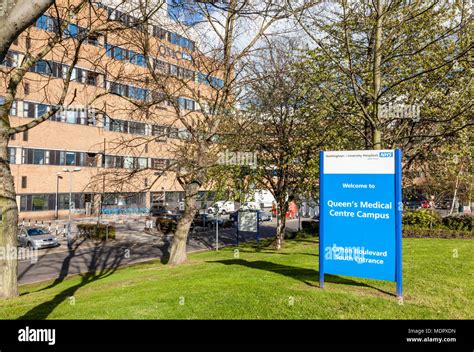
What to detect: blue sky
<box><xmin>167</xmin><ymin>0</ymin><xmax>222</xmax><ymax>26</ymax></box>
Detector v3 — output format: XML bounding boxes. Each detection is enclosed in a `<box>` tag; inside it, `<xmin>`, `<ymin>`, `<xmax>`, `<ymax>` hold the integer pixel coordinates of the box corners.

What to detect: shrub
<box><xmin>402</xmin><ymin>209</ymin><xmax>442</xmax><ymax>228</ymax></box>
<box><xmin>403</xmin><ymin>226</ymin><xmax>472</xmax><ymax>239</ymax></box>
<box><xmin>442</xmin><ymin>214</ymin><xmax>473</xmax><ymax>232</ymax></box>
<box><xmin>301</xmin><ymin>220</ymin><xmax>319</xmax><ymax>235</ymax></box>
<box><xmin>77</xmin><ymin>223</ymin><xmax>116</xmax><ymax>240</ymax></box>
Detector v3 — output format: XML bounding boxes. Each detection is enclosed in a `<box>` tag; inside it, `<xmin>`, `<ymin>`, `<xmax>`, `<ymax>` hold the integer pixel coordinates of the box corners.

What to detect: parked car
<box><xmin>192</xmin><ymin>213</ymin><xmax>224</xmax><ymax>229</ymax></box>
<box><xmin>150</xmin><ymin>204</ymin><xmax>173</xmax><ymax>217</ymax></box>
<box><xmin>17</xmin><ymin>227</ymin><xmax>60</xmax><ymax>249</ymax></box>
<box><xmin>404</xmin><ymin>199</ymin><xmax>429</xmax><ymax>210</ymax></box>
<box><xmin>229</xmin><ymin>209</ymin><xmax>272</xmax><ymax>223</ymax></box>
<box><xmin>207</xmin><ymin>201</ymin><xmax>236</xmax><ymax>215</ymax></box>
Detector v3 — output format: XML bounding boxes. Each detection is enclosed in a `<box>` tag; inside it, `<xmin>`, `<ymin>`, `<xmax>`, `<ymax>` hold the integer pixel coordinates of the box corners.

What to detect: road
<box><xmin>18</xmin><ymin>218</ymin><xmax>309</xmax><ymax>285</ymax></box>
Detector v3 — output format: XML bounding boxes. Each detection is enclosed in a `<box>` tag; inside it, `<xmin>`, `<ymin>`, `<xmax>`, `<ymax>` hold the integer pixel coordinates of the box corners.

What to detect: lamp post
<box><xmin>55</xmin><ymin>173</ymin><xmax>63</xmax><ymax>220</ymax></box>
<box><xmin>62</xmin><ymin>167</ymin><xmax>81</xmax><ymax>245</ymax></box>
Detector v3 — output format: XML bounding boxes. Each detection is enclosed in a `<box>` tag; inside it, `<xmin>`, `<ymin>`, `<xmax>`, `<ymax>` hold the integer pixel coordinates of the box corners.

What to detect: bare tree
<box><xmin>92</xmin><ymin>0</ymin><xmax>318</xmax><ymax>264</ymax></box>
<box><xmin>0</xmin><ymin>0</ymin><xmax>162</xmax><ymax>298</ymax></box>
<box><xmin>0</xmin><ymin>0</ymin><xmax>55</xmax><ymax>63</ymax></box>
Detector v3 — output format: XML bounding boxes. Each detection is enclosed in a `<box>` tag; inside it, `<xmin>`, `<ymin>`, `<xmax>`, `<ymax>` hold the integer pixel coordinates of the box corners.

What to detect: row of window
<box><xmin>105</xmin><ymin>80</ymin><xmax>196</xmax><ymax>109</ymax></box>
<box><xmin>1</xmin><ymin>50</ymin><xmax>223</xmax><ymax>92</ymax></box>
<box><xmin>8</xmin><ymin>146</ymin><xmax>173</xmax><ymax>171</ymax></box>
<box><xmin>36</xmin><ymin>15</ymin><xmax>101</xmax><ymax>46</ymax></box>
<box><xmin>105</xmin><ymin>81</ymin><xmax>150</xmax><ymax>101</ymax></box>
<box><xmin>95</xmin><ymin>3</ymin><xmax>195</xmax><ymax>52</ymax></box>
<box><xmin>17</xmin><ymin>100</ymin><xmax>96</xmax><ymax>126</ymax></box>
<box><xmin>29</xmin><ymin>59</ymin><xmax>101</xmax><ymax>86</ymax></box>
<box><xmin>105</xmin><ymin>43</ymin><xmax>147</xmax><ymax>67</ymax></box>
<box><xmin>197</xmin><ymin>72</ymin><xmax>225</xmax><ymax>89</ymax></box>
<box><xmin>20</xmin><ymin>193</ymin><xmax>87</xmax><ymax>212</ymax></box>
<box><xmin>21</xmin><ymin>148</ymin><xmax>97</xmax><ymax>167</ymax></box>
<box><xmin>104</xmin><ymin>42</ymin><xmax>203</xmax><ymax>83</ymax></box>
<box><xmin>19</xmin><ymin>191</ymin><xmax>215</xmax><ymax>212</ymax></box>
<box><xmin>104</xmin><ymin>155</ymin><xmax>170</xmax><ymax>170</ymax></box>
<box><xmin>3</xmin><ymin>98</ymin><xmax>192</xmax><ymax>138</ymax></box>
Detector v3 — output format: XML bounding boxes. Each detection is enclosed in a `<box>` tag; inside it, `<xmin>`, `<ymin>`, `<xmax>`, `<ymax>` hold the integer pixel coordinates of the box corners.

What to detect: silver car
<box><xmin>18</xmin><ymin>227</ymin><xmax>60</xmax><ymax>249</ymax></box>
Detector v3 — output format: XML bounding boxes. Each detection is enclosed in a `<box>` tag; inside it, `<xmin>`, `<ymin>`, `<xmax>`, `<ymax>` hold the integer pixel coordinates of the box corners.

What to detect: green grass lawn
<box><xmin>1</xmin><ymin>236</ymin><xmax>473</xmax><ymax>319</ymax></box>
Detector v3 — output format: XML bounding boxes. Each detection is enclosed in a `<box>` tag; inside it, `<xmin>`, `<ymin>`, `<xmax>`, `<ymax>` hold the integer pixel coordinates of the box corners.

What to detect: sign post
<box><xmin>238</xmin><ymin>210</ymin><xmax>259</xmax><ymax>245</ymax></box>
<box><xmin>319</xmin><ymin>149</ymin><xmax>403</xmax><ymax>297</ymax></box>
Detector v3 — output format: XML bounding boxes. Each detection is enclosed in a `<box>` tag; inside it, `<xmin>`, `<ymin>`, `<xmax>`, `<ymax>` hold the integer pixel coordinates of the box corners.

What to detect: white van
<box><xmin>207</xmin><ymin>201</ymin><xmax>236</xmax><ymax>215</ymax></box>
<box><xmin>254</xmin><ymin>190</ymin><xmax>275</xmax><ymax>208</ymax></box>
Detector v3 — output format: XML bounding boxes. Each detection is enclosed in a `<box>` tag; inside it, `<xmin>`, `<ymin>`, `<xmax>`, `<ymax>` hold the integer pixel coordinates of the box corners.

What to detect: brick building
<box><xmin>1</xmin><ymin>0</ymin><xmax>223</xmax><ymax>219</ymax></box>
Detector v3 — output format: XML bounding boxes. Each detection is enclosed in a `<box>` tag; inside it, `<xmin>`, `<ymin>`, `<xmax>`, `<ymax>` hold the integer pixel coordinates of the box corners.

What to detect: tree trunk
<box><xmin>372</xmin><ymin>0</ymin><xmax>383</xmax><ymax>151</ymax></box>
<box><xmin>275</xmin><ymin>201</ymin><xmax>288</xmax><ymax>250</ymax></box>
<box><xmin>449</xmin><ymin>166</ymin><xmax>463</xmax><ymax>215</ymax></box>
<box><xmin>372</xmin><ymin>128</ymin><xmax>382</xmax><ymax>150</ymax></box>
<box><xmin>167</xmin><ymin>182</ymin><xmax>199</xmax><ymax>265</ymax></box>
<box><xmin>0</xmin><ymin>132</ymin><xmax>18</xmax><ymax>298</ymax></box>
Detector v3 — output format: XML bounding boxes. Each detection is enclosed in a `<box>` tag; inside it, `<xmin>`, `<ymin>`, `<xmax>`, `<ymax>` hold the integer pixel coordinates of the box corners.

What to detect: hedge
<box><xmin>442</xmin><ymin>214</ymin><xmax>473</xmax><ymax>232</ymax></box>
<box><xmin>301</xmin><ymin>221</ymin><xmax>319</xmax><ymax>234</ymax></box>
<box><xmin>77</xmin><ymin>223</ymin><xmax>116</xmax><ymax>240</ymax></box>
<box><xmin>403</xmin><ymin>226</ymin><xmax>472</xmax><ymax>239</ymax></box>
<box><xmin>402</xmin><ymin>209</ymin><xmax>442</xmax><ymax>228</ymax></box>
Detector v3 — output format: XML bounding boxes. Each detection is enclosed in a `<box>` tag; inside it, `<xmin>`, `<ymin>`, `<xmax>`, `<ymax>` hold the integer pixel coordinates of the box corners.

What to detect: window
<box><xmin>24</xmin><ymin>83</ymin><xmax>30</xmax><ymax>95</ymax></box>
<box><xmin>34</xmin><ymin>60</ymin><xmax>52</xmax><ymax>74</ymax></box>
<box><xmin>33</xmin><ymin>149</ymin><xmax>45</xmax><ymax>164</ymax></box>
<box><xmin>152</xmin><ymin>125</ymin><xmax>167</xmax><ymax>139</ymax></box>
<box><xmin>31</xmin><ymin>195</ymin><xmax>47</xmax><ymax>211</ymax></box>
<box><xmin>169</xmin><ymin>127</ymin><xmax>179</xmax><ymax>138</ymax></box>
<box><xmin>87</xmin><ymin>72</ymin><xmax>98</xmax><ymax>86</ymax></box>
<box><xmin>124</xmin><ymin>156</ymin><xmax>134</xmax><ymax>169</ymax></box>
<box><xmin>85</xmin><ymin>153</ymin><xmax>97</xmax><ymax>167</ymax></box>
<box><xmin>136</xmin><ymin>157</ymin><xmax>148</xmax><ymax>169</ymax></box>
<box><xmin>105</xmin><ymin>155</ymin><xmax>124</xmax><ymax>169</ymax></box>
<box><xmin>105</xmin><ymin>43</ymin><xmax>113</xmax><ymax>57</ymax></box>
<box><xmin>88</xmin><ymin>33</ymin><xmax>99</xmax><ymax>46</ymax></box>
<box><xmin>65</xmin><ymin>152</ymin><xmax>76</xmax><ymax>165</ymax></box>
<box><xmin>170</xmin><ymin>64</ymin><xmax>178</xmax><ymax>76</ymax></box>
<box><xmin>23</xmin><ymin>130</ymin><xmax>28</xmax><ymax>141</ymax></box>
<box><xmin>67</xmin><ymin>24</ymin><xmax>79</xmax><ymax>38</ymax></box>
<box><xmin>1</xmin><ymin>51</ymin><xmax>19</xmax><ymax>68</ymax></box>
<box><xmin>178</xmin><ymin>97</ymin><xmax>195</xmax><ymax>111</ymax></box>
<box><xmin>37</xmin><ymin>103</ymin><xmax>48</xmax><ymax>117</ymax></box>
<box><xmin>36</xmin><ymin>15</ymin><xmax>48</xmax><ymax>30</ymax></box>
<box><xmin>8</xmin><ymin>147</ymin><xmax>16</xmax><ymax>164</ymax></box>
<box><xmin>182</xmin><ymin>52</ymin><xmax>192</xmax><ymax>61</ymax></box>
<box><xmin>21</xmin><ymin>176</ymin><xmax>27</xmax><ymax>189</ymax></box>
<box><xmin>154</xmin><ymin>59</ymin><xmax>167</xmax><ymax>72</ymax></box>
<box><xmin>8</xmin><ymin>101</ymin><xmax>17</xmax><ymax>116</ymax></box>
<box><xmin>152</xmin><ymin>159</ymin><xmax>168</xmax><ymax>170</ymax></box>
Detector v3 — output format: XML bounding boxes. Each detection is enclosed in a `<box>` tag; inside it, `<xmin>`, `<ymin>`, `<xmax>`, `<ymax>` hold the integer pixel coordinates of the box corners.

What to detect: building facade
<box><xmin>1</xmin><ymin>0</ymin><xmax>223</xmax><ymax>219</ymax></box>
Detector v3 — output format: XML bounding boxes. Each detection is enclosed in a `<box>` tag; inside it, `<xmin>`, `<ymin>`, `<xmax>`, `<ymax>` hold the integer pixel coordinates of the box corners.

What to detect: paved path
<box><xmin>18</xmin><ymin>218</ymin><xmax>309</xmax><ymax>286</ymax></box>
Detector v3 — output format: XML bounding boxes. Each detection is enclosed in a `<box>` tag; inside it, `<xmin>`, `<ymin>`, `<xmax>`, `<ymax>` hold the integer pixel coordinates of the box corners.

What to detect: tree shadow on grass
<box><xmin>209</xmin><ymin>259</ymin><xmax>395</xmax><ymax>297</ymax></box>
<box><xmin>18</xmin><ymin>240</ymin><xmax>126</xmax><ymax>319</ymax></box>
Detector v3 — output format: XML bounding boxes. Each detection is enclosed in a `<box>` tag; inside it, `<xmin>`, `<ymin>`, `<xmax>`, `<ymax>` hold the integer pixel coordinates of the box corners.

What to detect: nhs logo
<box><xmin>379</xmin><ymin>152</ymin><xmax>393</xmax><ymax>158</ymax></box>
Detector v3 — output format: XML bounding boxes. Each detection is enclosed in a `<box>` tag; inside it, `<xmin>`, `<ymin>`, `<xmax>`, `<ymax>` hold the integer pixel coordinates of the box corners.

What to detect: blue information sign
<box><xmin>319</xmin><ymin>149</ymin><xmax>403</xmax><ymax>297</ymax></box>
